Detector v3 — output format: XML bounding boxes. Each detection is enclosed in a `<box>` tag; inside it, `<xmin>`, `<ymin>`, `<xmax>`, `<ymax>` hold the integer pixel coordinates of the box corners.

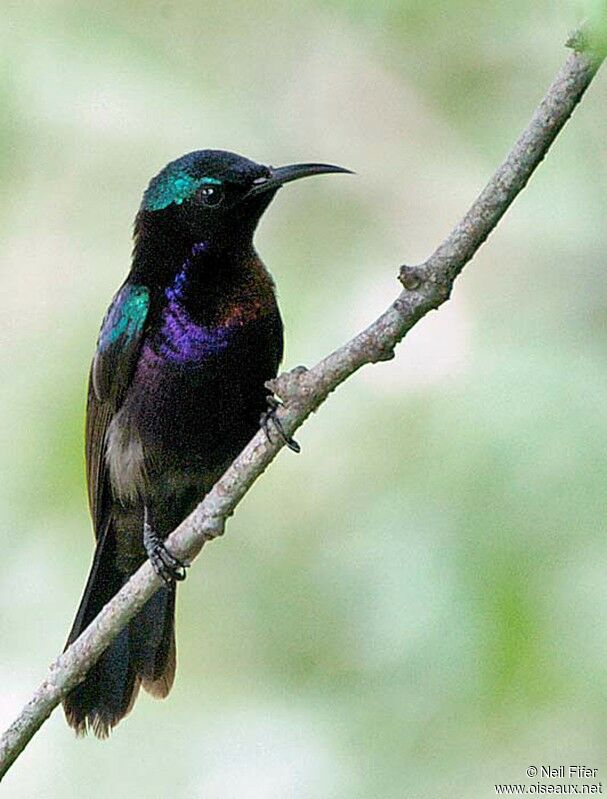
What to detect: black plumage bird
<box><xmin>62</xmin><ymin>150</ymin><xmax>350</xmax><ymax>737</ymax></box>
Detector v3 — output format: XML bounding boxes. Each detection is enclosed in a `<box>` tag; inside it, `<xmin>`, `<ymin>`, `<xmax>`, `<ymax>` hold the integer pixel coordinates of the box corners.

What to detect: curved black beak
<box><xmin>246</xmin><ymin>162</ymin><xmax>353</xmax><ymax>197</ymax></box>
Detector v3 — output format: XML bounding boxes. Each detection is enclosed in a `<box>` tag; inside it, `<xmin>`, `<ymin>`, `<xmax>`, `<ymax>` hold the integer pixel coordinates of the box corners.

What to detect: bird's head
<box><xmin>137</xmin><ymin>149</ymin><xmax>351</xmax><ymax>249</ymax></box>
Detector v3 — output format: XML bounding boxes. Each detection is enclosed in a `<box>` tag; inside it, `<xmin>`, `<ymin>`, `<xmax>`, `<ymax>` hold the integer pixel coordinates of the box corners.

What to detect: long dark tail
<box><xmin>62</xmin><ymin>524</ymin><xmax>176</xmax><ymax>738</ymax></box>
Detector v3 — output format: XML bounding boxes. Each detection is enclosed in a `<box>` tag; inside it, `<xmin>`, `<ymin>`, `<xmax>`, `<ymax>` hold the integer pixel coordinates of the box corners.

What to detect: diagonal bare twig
<box><xmin>0</xmin><ymin>34</ymin><xmax>603</xmax><ymax>782</ymax></box>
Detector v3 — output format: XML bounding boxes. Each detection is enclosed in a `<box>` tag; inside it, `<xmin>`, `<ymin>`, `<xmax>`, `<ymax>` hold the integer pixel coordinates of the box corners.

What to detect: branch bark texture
<box><xmin>0</xmin><ymin>38</ymin><xmax>603</xmax><ymax>781</ymax></box>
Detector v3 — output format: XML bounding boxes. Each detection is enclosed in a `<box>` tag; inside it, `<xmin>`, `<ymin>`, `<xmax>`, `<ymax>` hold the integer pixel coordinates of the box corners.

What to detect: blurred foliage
<box><xmin>1</xmin><ymin>1</ymin><xmax>607</xmax><ymax>797</ymax></box>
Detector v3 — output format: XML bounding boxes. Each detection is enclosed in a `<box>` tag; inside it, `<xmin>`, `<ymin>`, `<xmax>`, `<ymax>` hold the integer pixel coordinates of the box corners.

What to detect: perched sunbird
<box><xmin>63</xmin><ymin>150</ymin><xmax>350</xmax><ymax>737</ymax></box>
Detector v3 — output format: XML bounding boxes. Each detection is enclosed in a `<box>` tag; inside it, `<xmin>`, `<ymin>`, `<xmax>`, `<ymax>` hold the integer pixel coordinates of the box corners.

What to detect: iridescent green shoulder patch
<box><xmin>100</xmin><ymin>284</ymin><xmax>150</xmax><ymax>349</ymax></box>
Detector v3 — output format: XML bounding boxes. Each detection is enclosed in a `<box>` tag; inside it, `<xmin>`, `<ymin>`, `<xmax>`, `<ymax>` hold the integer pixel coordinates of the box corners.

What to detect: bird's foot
<box><xmin>143</xmin><ymin>516</ymin><xmax>188</xmax><ymax>585</ymax></box>
<box><xmin>260</xmin><ymin>396</ymin><xmax>301</xmax><ymax>453</ymax></box>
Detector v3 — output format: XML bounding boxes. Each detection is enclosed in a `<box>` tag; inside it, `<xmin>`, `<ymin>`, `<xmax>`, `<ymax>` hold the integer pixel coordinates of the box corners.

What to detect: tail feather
<box><xmin>62</xmin><ymin>525</ymin><xmax>176</xmax><ymax>737</ymax></box>
<box><xmin>130</xmin><ymin>585</ymin><xmax>176</xmax><ymax>698</ymax></box>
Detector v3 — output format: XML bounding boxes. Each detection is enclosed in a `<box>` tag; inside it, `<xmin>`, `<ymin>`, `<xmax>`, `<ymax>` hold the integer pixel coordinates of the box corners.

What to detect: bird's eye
<box><xmin>200</xmin><ymin>184</ymin><xmax>223</xmax><ymax>207</ymax></box>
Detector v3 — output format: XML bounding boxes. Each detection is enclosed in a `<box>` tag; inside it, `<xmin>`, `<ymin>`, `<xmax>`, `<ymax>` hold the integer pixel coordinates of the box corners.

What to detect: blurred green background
<box><xmin>2</xmin><ymin>1</ymin><xmax>607</xmax><ymax>797</ymax></box>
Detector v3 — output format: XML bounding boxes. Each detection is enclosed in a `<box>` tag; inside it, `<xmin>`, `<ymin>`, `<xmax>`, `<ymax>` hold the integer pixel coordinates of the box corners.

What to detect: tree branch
<box><xmin>0</xmin><ymin>34</ymin><xmax>603</xmax><ymax>781</ymax></box>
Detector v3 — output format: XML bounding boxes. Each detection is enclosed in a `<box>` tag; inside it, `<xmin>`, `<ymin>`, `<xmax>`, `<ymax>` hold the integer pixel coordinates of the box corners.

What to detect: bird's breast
<box><xmin>125</xmin><ymin>294</ymin><xmax>275</xmax><ymax>451</ymax></box>
<box><xmin>152</xmin><ymin>297</ymin><xmax>257</xmax><ymax>365</ymax></box>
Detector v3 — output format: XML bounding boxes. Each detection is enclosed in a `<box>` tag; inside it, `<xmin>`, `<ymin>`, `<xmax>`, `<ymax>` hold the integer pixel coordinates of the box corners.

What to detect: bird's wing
<box><xmin>86</xmin><ymin>282</ymin><xmax>150</xmax><ymax>536</ymax></box>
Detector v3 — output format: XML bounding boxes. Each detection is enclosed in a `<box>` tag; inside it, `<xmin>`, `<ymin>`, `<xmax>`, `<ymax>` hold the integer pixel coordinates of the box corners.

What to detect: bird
<box><xmin>62</xmin><ymin>149</ymin><xmax>351</xmax><ymax>737</ymax></box>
